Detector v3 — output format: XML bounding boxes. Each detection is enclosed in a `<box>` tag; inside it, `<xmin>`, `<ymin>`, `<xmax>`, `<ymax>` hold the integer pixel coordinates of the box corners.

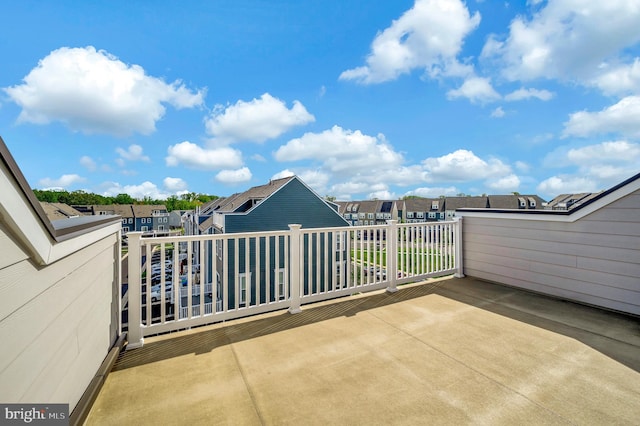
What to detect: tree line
<box><xmin>33</xmin><ymin>189</ymin><xmax>220</xmax><ymax>212</ymax></box>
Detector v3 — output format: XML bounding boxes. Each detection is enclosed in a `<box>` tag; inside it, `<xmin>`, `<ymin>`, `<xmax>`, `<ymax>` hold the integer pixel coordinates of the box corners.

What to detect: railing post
<box><xmin>127</xmin><ymin>232</ymin><xmax>144</xmax><ymax>348</ymax></box>
<box><xmin>386</xmin><ymin>220</ymin><xmax>399</xmax><ymax>293</ymax></box>
<box><xmin>288</xmin><ymin>224</ymin><xmax>302</xmax><ymax>314</ymax></box>
<box><xmin>453</xmin><ymin>217</ymin><xmax>465</xmax><ymax>278</ymax></box>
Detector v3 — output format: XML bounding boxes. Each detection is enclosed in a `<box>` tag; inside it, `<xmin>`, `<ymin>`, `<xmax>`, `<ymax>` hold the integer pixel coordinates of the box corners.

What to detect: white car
<box><xmin>150</xmin><ymin>283</ymin><xmax>173</xmax><ymax>302</ymax></box>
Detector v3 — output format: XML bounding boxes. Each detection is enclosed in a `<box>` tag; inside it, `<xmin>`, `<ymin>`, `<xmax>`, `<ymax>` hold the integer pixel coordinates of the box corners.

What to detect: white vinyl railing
<box><xmin>126</xmin><ymin>219</ymin><xmax>463</xmax><ymax>348</ymax></box>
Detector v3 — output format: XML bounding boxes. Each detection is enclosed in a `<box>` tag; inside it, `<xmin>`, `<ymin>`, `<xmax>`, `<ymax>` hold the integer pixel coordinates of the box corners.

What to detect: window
<box><xmin>128</xmin><ymin>218</ymin><xmax>133</xmax><ymax>224</ymax></box>
<box><xmin>122</xmin><ymin>219</ymin><xmax>127</xmax><ymax>224</ymax></box>
<box><xmin>416</xmin><ymin>212</ymin><xmax>424</xmax><ymax>218</ymax></box>
<box><xmin>216</xmin><ymin>240</ymin><xmax>223</xmax><ymax>259</ymax></box>
<box><xmin>335</xmin><ymin>231</ymin><xmax>345</xmax><ymax>251</ymax></box>
<box><xmin>428</xmin><ymin>212</ymin><xmax>436</xmax><ymax>219</ymax></box>
<box><xmin>406</xmin><ymin>212</ymin><xmax>414</xmax><ymax>218</ymax></box>
<box><xmin>158</xmin><ymin>225</ymin><xmax>165</xmax><ymax>231</ymax></box>
<box><xmin>276</xmin><ymin>269</ymin><xmax>286</xmax><ymax>300</ymax></box>
<box><xmin>528</xmin><ymin>197</ymin><xmax>536</xmax><ymax>208</ymax></box>
<box><xmin>367</xmin><ymin>213</ymin><xmax>374</xmax><ymax>219</ymax></box>
<box><xmin>239</xmin><ymin>273</ymin><xmax>250</xmax><ymax>305</ymax></box>
<box><xmin>431</xmin><ymin>201</ymin><xmax>439</xmax><ymax>210</ymax></box>
<box><xmin>518</xmin><ymin>197</ymin><xmax>526</xmax><ymax>208</ymax></box>
<box><xmin>141</xmin><ymin>226</ymin><xmax>148</xmax><ymax>232</ymax></box>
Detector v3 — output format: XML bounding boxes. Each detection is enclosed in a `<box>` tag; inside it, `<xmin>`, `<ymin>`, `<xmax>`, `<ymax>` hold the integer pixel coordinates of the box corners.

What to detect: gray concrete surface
<box><xmin>86</xmin><ymin>276</ymin><xmax>640</xmax><ymax>425</ymax></box>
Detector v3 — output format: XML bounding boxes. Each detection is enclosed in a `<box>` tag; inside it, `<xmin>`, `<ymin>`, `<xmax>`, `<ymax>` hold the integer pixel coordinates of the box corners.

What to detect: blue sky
<box><xmin>1</xmin><ymin>0</ymin><xmax>639</xmax><ymax>201</ymax></box>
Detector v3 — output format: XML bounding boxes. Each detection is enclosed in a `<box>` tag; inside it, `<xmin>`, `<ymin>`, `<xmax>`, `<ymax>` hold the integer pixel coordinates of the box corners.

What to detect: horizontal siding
<box><xmin>464</xmin><ymin>265</ymin><xmax>640</xmax><ymax>315</ymax></box>
<box><xmin>464</xmin><ymin>228</ymin><xmax>639</xmax><ymax>264</ymax></box>
<box><xmin>0</xmin><ymin>233</ymin><xmax>117</xmax><ymax>409</ymax></box>
<box><xmin>226</xmin><ymin>178</ymin><xmax>348</xmax><ymax>233</ymax></box>
<box><xmin>461</xmin><ymin>189</ymin><xmax>640</xmax><ymax>316</ymax></box>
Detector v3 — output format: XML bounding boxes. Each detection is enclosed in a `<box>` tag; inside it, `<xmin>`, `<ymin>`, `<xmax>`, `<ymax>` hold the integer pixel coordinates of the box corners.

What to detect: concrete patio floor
<box><xmin>86</xmin><ymin>276</ymin><xmax>640</xmax><ymax>425</ymax></box>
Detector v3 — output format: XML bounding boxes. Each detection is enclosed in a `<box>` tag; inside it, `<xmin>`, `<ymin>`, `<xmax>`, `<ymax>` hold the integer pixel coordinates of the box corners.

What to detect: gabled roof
<box><xmin>545</xmin><ymin>192</ymin><xmax>600</xmax><ymax>210</ymax></box>
<box><xmin>131</xmin><ymin>204</ymin><xmax>167</xmax><ymax>217</ymax></box>
<box><xmin>404</xmin><ymin>198</ymin><xmax>443</xmax><ymax>212</ymax></box>
<box><xmin>39</xmin><ymin>202</ymin><xmax>84</xmax><ymax>221</ymax></box>
<box><xmin>215</xmin><ymin>176</ymin><xmax>295</xmax><ymax>213</ymax></box>
<box><xmin>487</xmin><ymin>195</ymin><xmax>545</xmax><ymax>209</ymax></box>
<box><xmin>444</xmin><ymin>196</ymin><xmax>488</xmax><ymax>210</ymax></box>
<box><xmin>199</xmin><ymin>197</ymin><xmax>226</xmax><ymax>215</ymax></box>
<box><xmin>353</xmin><ymin>200</ymin><xmax>380</xmax><ymax>214</ymax></box>
<box><xmin>93</xmin><ymin>204</ymin><xmax>135</xmax><ymax>217</ymax></box>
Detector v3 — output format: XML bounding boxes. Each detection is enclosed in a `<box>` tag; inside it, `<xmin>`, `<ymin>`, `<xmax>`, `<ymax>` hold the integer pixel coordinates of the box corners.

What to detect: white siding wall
<box><xmin>0</xmin><ymin>224</ymin><xmax>119</xmax><ymax>410</ymax></box>
<box><xmin>460</xmin><ymin>190</ymin><xmax>640</xmax><ymax>315</ymax></box>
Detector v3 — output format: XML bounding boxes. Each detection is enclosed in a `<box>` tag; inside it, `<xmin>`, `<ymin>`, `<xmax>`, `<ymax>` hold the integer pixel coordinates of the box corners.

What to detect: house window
<box><xmin>141</xmin><ymin>226</ymin><xmax>148</xmax><ymax>232</ymax></box>
<box><xmin>367</xmin><ymin>213</ymin><xmax>374</xmax><ymax>219</ymax></box>
<box><xmin>431</xmin><ymin>201</ymin><xmax>439</xmax><ymax>210</ymax></box>
<box><xmin>518</xmin><ymin>197</ymin><xmax>526</xmax><ymax>208</ymax></box>
<box><xmin>406</xmin><ymin>212</ymin><xmax>414</xmax><ymax>218</ymax></box>
<box><xmin>528</xmin><ymin>197</ymin><xmax>536</xmax><ymax>208</ymax></box>
<box><xmin>122</xmin><ymin>219</ymin><xmax>127</xmax><ymax>224</ymax></box>
<box><xmin>335</xmin><ymin>231</ymin><xmax>345</xmax><ymax>251</ymax></box>
<box><xmin>239</xmin><ymin>273</ymin><xmax>250</xmax><ymax>305</ymax></box>
<box><xmin>128</xmin><ymin>218</ymin><xmax>133</xmax><ymax>224</ymax></box>
<box><xmin>428</xmin><ymin>212</ymin><xmax>436</xmax><ymax>219</ymax></box>
<box><xmin>416</xmin><ymin>212</ymin><xmax>424</xmax><ymax>218</ymax></box>
<box><xmin>276</xmin><ymin>269</ymin><xmax>286</xmax><ymax>300</ymax></box>
<box><xmin>158</xmin><ymin>225</ymin><xmax>165</xmax><ymax>231</ymax></box>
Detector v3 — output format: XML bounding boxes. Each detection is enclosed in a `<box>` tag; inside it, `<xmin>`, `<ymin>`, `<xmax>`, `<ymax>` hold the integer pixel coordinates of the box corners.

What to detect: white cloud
<box><xmin>166</xmin><ymin>141</ymin><xmax>243</xmax><ymax>170</ymax></box>
<box><xmin>80</xmin><ymin>156</ymin><xmax>97</xmax><ymax>171</ymax></box>
<box><xmin>215</xmin><ymin>167</ymin><xmax>252</xmax><ymax>184</ymax></box>
<box><xmin>486</xmin><ymin>174</ymin><xmax>521</xmax><ymax>191</ymax></box>
<box><xmin>446</xmin><ymin>76</ymin><xmax>500</xmax><ymax>104</ymax></box>
<box><xmin>205</xmin><ymin>93</ymin><xmax>314</xmax><ymax>144</ymax></box>
<box><xmin>3</xmin><ymin>46</ymin><xmax>204</xmax><ymax>137</ymax></box>
<box><xmin>491</xmin><ymin>106</ymin><xmax>505</xmax><ymax>118</ymax></box>
<box><xmin>538</xmin><ymin>140</ymin><xmax>640</xmax><ymax>197</ymax></box>
<box><xmin>515</xmin><ymin>161</ymin><xmax>531</xmax><ymax>172</ymax></box>
<box><xmin>504</xmin><ymin>87</ymin><xmax>554</xmax><ymax>101</ymax></box>
<box><xmin>537</xmin><ymin>175</ymin><xmax>598</xmax><ymax>196</ymax></box>
<box><xmin>567</xmin><ymin>140</ymin><xmax>640</xmax><ymax>163</ymax></box>
<box><xmin>101</xmin><ymin>181</ymin><xmax>169</xmax><ymax>200</ymax></box>
<box><xmin>591</xmin><ymin>58</ymin><xmax>640</xmax><ymax>96</ymax></box>
<box><xmin>481</xmin><ymin>1</ymin><xmax>640</xmax><ymax>86</ymax></box>
<box><xmin>163</xmin><ymin>177</ymin><xmax>188</xmax><ymax>192</ymax></box>
<box><xmin>369</xmin><ymin>189</ymin><xmax>397</xmax><ymax>200</ymax></box>
<box><xmin>38</xmin><ymin>174</ymin><xmax>85</xmax><ymax>189</ymax></box>
<box><xmin>275</xmin><ymin>125</ymin><xmax>404</xmax><ymax>174</ymax></box>
<box><xmin>116</xmin><ymin>144</ymin><xmax>150</xmax><ymax>163</ymax></box>
<box><xmin>297</xmin><ymin>169</ymin><xmax>330</xmax><ymax>194</ymax></box>
<box><xmin>339</xmin><ymin>0</ymin><xmax>480</xmax><ymax>84</ymax></box>
<box><xmin>405</xmin><ymin>186</ymin><xmax>458</xmax><ymax>198</ymax></box>
<box><xmin>563</xmin><ymin>96</ymin><xmax>640</xmax><ymax>138</ymax></box>
<box><xmin>271</xmin><ymin>169</ymin><xmax>296</xmax><ymax>180</ymax></box>
<box><xmin>422</xmin><ymin>149</ymin><xmax>511</xmax><ymax>181</ymax></box>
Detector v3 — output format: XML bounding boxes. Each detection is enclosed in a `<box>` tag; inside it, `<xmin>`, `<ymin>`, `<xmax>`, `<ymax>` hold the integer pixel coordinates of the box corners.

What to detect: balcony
<box><xmin>90</xmin><ymin>204</ymin><xmax>639</xmax><ymax>424</ymax></box>
<box><xmin>2</xmin><ymin>131</ymin><xmax>638</xmax><ymax>424</ymax></box>
<box><xmin>86</xmin><ymin>275</ymin><xmax>640</xmax><ymax>424</ymax></box>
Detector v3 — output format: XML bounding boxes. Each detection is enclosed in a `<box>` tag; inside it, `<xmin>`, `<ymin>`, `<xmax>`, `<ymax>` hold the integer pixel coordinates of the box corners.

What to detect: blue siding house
<box><xmin>199</xmin><ymin>175</ymin><xmax>350</xmax><ymax>308</ymax></box>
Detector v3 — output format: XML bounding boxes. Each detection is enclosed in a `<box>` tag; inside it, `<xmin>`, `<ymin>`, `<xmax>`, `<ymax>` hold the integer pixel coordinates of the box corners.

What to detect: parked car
<box><xmin>151</xmin><ymin>283</ymin><xmax>173</xmax><ymax>302</ymax></box>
